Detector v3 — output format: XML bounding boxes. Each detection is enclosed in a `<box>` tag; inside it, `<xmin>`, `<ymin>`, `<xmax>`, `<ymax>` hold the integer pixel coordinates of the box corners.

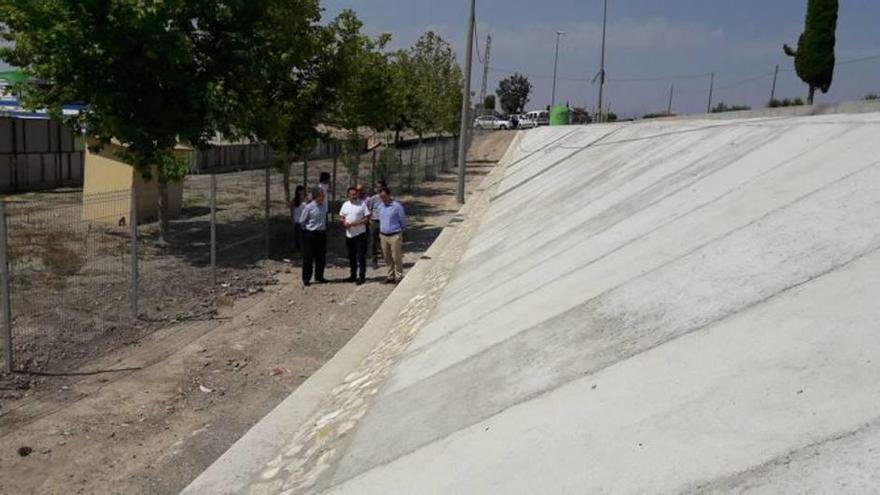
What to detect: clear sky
<box><xmin>323</xmin><ymin>0</ymin><xmax>880</xmax><ymax>117</ymax></box>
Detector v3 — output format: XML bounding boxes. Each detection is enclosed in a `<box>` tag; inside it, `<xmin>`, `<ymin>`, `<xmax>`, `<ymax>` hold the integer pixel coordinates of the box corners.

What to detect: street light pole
<box><xmin>551</xmin><ymin>31</ymin><xmax>565</xmax><ymax>108</ymax></box>
<box><xmin>457</xmin><ymin>0</ymin><xmax>476</xmax><ymax>205</ymax></box>
<box><xmin>770</xmin><ymin>64</ymin><xmax>780</xmax><ymax>103</ymax></box>
<box><xmin>596</xmin><ymin>0</ymin><xmax>608</xmax><ymax>123</ymax></box>
<box><xmin>706</xmin><ymin>71</ymin><xmax>715</xmax><ymax>113</ymax></box>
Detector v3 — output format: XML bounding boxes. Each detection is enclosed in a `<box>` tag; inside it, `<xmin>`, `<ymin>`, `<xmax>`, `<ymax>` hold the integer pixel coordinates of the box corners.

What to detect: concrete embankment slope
<box><xmin>322</xmin><ymin>114</ymin><xmax>880</xmax><ymax>494</ymax></box>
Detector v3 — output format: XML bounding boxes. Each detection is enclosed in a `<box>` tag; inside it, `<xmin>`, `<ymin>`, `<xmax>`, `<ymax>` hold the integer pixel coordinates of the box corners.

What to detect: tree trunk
<box><xmin>808</xmin><ymin>85</ymin><xmax>816</xmax><ymax>105</ymax></box>
<box><xmin>157</xmin><ymin>180</ymin><xmax>170</xmax><ymax>245</ymax></box>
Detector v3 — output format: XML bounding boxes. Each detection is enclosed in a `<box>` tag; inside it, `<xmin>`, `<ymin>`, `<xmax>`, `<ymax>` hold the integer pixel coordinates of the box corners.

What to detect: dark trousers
<box><xmin>302</xmin><ymin>230</ymin><xmax>326</xmax><ymax>283</ymax></box>
<box><xmin>346</xmin><ymin>232</ymin><xmax>368</xmax><ymax>281</ymax></box>
<box><xmin>293</xmin><ymin>223</ymin><xmax>303</xmax><ymax>252</ymax></box>
<box><xmin>369</xmin><ymin>221</ymin><xmax>381</xmax><ymax>262</ymax></box>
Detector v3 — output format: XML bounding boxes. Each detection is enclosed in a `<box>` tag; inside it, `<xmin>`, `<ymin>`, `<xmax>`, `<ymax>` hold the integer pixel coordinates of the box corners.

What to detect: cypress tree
<box><xmin>783</xmin><ymin>0</ymin><xmax>839</xmax><ymax>104</ymax></box>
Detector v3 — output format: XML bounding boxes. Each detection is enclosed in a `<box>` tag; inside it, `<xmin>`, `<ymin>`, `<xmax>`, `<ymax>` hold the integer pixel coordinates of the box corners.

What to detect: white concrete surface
<box><xmin>318</xmin><ymin>114</ymin><xmax>880</xmax><ymax>493</ymax></box>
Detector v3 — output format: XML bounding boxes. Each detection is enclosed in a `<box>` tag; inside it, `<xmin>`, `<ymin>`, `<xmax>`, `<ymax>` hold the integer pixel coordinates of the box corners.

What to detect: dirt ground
<box><xmin>0</xmin><ymin>137</ymin><xmax>456</xmax><ymax>379</ymax></box>
<box><xmin>0</xmin><ymin>132</ymin><xmax>512</xmax><ymax>494</ymax></box>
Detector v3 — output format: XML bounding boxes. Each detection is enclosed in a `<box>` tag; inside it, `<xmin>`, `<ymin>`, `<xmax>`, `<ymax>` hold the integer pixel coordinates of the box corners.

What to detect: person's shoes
<box><xmin>303</xmin><ymin>281</ymin><xmax>311</xmax><ymax>287</ymax></box>
<box><xmin>356</xmin><ymin>278</ymin><xmax>366</xmax><ymax>286</ymax></box>
<box><xmin>316</xmin><ymin>278</ymin><xmax>328</xmax><ymax>284</ymax></box>
<box><xmin>346</xmin><ymin>276</ymin><xmax>356</xmax><ymax>283</ymax></box>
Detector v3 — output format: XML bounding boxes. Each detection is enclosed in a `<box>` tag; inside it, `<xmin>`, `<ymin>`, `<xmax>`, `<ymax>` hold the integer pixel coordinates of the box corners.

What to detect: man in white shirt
<box><xmin>339</xmin><ymin>186</ymin><xmax>371</xmax><ymax>284</ymax></box>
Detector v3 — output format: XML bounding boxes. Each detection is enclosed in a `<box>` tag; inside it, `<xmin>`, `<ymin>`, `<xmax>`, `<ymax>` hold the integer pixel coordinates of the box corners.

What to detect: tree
<box><xmin>0</xmin><ymin>0</ymin><xmax>287</xmax><ymax>242</ymax></box>
<box><xmin>496</xmin><ymin>73</ymin><xmax>532</xmax><ymax>115</ymax></box>
<box><xmin>225</xmin><ymin>1</ymin><xmax>338</xmax><ymax>207</ymax></box>
<box><xmin>387</xmin><ymin>32</ymin><xmax>462</xmax><ymax>140</ymax></box>
<box><xmin>784</xmin><ymin>0</ymin><xmax>839</xmax><ymax>104</ymax></box>
<box><xmin>483</xmin><ymin>94</ymin><xmax>496</xmax><ymax>113</ymax></box>
<box><xmin>326</xmin><ymin>10</ymin><xmax>394</xmax><ymax>186</ymax></box>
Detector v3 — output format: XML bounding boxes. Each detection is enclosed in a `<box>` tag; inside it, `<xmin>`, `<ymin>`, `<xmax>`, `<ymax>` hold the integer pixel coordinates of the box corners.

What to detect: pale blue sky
<box><xmin>324</xmin><ymin>0</ymin><xmax>880</xmax><ymax>117</ymax></box>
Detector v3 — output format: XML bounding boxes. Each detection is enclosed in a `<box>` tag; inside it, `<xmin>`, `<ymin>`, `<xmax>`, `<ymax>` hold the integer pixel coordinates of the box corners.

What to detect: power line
<box><xmin>610</xmin><ymin>72</ymin><xmax>710</xmax><ymax>83</ymax></box>
<box><xmin>474</xmin><ymin>22</ymin><xmax>483</xmax><ymax>64</ymax></box>
<box><xmin>838</xmin><ymin>53</ymin><xmax>880</xmax><ymax>65</ymax></box>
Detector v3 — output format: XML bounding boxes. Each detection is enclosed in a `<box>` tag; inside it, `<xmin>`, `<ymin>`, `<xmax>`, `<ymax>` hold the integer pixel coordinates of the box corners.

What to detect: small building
<box><xmin>82</xmin><ymin>141</ymin><xmax>186</xmax><ymax>225</ymax></box>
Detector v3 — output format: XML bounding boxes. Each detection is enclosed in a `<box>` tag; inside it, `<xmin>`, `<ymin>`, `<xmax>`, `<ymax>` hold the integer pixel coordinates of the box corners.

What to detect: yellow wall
<box><xmin>82</xmin><ymin>142</ymin><xmax>184</xmax><ymax>225</ymax></box>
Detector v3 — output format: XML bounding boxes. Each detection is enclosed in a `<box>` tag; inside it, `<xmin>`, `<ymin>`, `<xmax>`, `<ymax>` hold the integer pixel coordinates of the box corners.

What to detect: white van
<box><xmin>526</xmin><ymin>110</ymin><xmax>549</xmax><ymax>126</ymax></box>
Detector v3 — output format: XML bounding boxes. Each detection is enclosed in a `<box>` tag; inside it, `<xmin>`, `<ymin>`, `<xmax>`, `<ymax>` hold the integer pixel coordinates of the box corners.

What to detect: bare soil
<box><xmin>0</xmin><ymin>132</ymin><xmax>509</xmax><ymax>494</ymax></box>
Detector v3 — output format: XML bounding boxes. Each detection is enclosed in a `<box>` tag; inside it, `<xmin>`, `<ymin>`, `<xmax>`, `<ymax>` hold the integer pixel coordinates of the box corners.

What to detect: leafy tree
<box><xmin>865</xmin><ymin>93</ymin><xmax>880</xmax><ymax>101</ymax></box>
<box><xmin>483</xmin><ymin>94</ymin><xmax>496</xmax><ymax>113</ymax></box>
<box><xmin>226</xmin><ymin>1</ymin><xmax>338</xmax><ymax>207</ymax></box>
<box><xmin>784</xmin><ymin>0</ymin><xmax>839</xmax><ymax>104</ymax></box>
<box><xmin>496</xmin><ymin>73</ymin><xmax>532</xmax><ymax>115</ymax></box>
<box><xmin>388</xmin><ymin>50</ymin><xmax>418</xmax><ymax>143</ymax></box>
<box><xmin>387</xmin><ymin>32</ymin><xmax>462</xmax><ymax>144</ymax></box>
<box><xmin>606</xmin><ymin>112</ymin><xmax>619</xmax><ymax>123</ymax></box>
<box><xmin>0</xmin><ymin>0</ymin><xmax>282</xmax><ymax>241</ymax></box>
<box><xmin>326</xmin><ymin>10</ymin><xmax>394</xmax><ymax>186</ymax></box>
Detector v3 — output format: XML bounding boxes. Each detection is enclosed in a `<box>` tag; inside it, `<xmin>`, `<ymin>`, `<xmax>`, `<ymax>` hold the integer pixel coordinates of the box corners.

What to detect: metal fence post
<box><xmin>371</xmin><ymin>148</ymin><xmax>377</xmax><ymax>186</ymax></box>
<box><xmin>408</xmin><ymin>146</ymin><xmax>414</xmax><ymax>193</ymax></box>
<box><xmin>303</xmin><ymin>156</ymin><xmax>309</xmax><ymax>191</ymax></box>
<box><xmin>397</xmin><ymin>147</ymin><xmax>403</xmax><ymax>192</ymax></box>
<box><xmin>265</xmin><ymin>166</ymin><xmax>271</xmax><ymax>258</ymax></box>
<box><xmin>210</xmin><ymin>174</ymin><xmax>217</xmax><ymax>288</ymax></box>
<box><xmin>332</xmin><ymin>153</ymin><xmax>338</xmax><ymax>202</ymax></box>
<box><xmin>0</xmin><ymin>201</ymin><xmax>12</xmax><ymax>372</ymax></box>
<box><xmin>129</xmin><ymin>188</ymin><xmax>138</xmax><ymax>321</ymax></box>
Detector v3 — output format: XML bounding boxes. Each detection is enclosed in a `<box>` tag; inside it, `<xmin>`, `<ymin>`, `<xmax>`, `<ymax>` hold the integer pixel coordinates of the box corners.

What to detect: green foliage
<box><xmin>642</xmin><ymin>112</ymin><xmax>674</xmax><ymax>120</ymax></box>
<box><xmin>388</xmin><ymin>31</ymin><xmax>462</xmax><ymax>138</ymax></box>
<box><xmin>327</xmin><ymin>10</ymin><xmax>394</xmax><ymax>135</ymax></box>
<box><xmin>783</xmin><ymin>0</ymin><xmax>839</xmax><ymax>103</ymax></box>
<box><xmin>230</xmin><ymin>0</ymin><xmax>331</xmax><ymax>162</ymax></box>
<box><xmin>711</xmin><ymin>102</ymin><xmax>752</xmax><ymax>113</ymax></box>
<box><xmin>606</xmin><ymin>112</ymin><xmax>619</xmax><ymax>122</ymax></box>
<box><xmin>483</xmin><ymin>94</ymin><xmax>496</xmax><ymax>113</ymax></box>
<box><xmin>497</xmin><ymin>73</ymin><xmax>532</xmax><ymax>115</ymax></box>
<box><xmin>768</xmin><ymin>97</ymin><xmax>806</xmax><ymax>108</ymax></box>
<box><xmin>865</xmin><ymin>93</ymin><xmax>880</xmax><ymax>101</ymax></box>
<box><xmin>0</xmin><ymin>0</ymin><xmax>267</xmax><ymax>182</ymax></box>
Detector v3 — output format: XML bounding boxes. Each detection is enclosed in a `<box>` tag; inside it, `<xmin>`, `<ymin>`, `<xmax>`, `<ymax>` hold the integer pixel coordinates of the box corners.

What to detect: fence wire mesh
<box><xmin>4</xmin><ymin>190</ymin><xmax>132</xmax><ymax>370</ymax></box>
<box><xmin>0</xmin><ymin>136</ymin><xmax>461</xmax><ymax>373</ymax></box>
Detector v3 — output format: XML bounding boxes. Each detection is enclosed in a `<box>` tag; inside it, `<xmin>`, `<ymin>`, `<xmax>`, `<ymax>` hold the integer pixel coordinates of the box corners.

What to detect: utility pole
<box><xmin>551</xmin><ymin>31</ymin><xmax>565</xmax><ymax>108</ymax></box>
<box><xmin>770</xmin><ymin>64</ymin><xmax>780</xmax><ymax>103</ymax></box>
<box><xmin>706</xmin><ymin>71</ymin><xmax>715</xmax><ymax>114</ymax></box>
<box><xmin>479</xmin><ymin>34</ymin><xmax>492</xmax><ymax>115</ymax></box>
<box><xmin>596</xmin><ymin>0</ymin><xmax>608</xmax><ymax>123</ymax></box>
<box><xmin>667</xmin><ymin>84</ymin><xmax>675</xmax><ymax>115</ymax></box>
<box><xmin>457</xmin><ymin>0</ymin><xmax>476</xmax><ymax>205</ymax></box>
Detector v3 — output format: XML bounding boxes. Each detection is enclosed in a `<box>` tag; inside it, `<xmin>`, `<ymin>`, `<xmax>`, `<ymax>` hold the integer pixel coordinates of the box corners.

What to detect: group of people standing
<box><xmin>291</xmin><ymin>173</ymin><xmax>407</xmax><ymax>288</ymax></box>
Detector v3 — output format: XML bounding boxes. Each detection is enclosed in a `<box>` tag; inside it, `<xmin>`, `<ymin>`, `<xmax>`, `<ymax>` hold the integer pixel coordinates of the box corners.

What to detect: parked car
<box><xmin>514</xmin><ymin>114</ymin><xmax>538</xmax><ymax>129</ymax></box>
<box><xmin>473</xmin><ymin>115</ymin><xmax>512</xmax><ymax>130</ymax></box>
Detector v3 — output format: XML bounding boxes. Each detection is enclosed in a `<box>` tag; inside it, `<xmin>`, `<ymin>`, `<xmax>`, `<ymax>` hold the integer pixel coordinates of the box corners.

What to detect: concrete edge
<box><xmin>181</xmin><ymin>150</ymin><xmax>512</xmax><ymax>495</ymax></box>
<box><xmin>663</xmin><ymin>98</ymin><xmax>880</xmax><ymax>122</ymax></box>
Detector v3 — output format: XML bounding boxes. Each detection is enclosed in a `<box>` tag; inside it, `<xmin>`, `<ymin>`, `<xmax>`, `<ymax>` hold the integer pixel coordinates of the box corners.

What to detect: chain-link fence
<box><xmin>0</xmin><ymin>136</ymin><xmax>461</xmax><ymax>373</ymax></box>
<box><xmin>1</xmin><ymin>190</ymin><xmax>133</xmax><ymax>371</ymax></box>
